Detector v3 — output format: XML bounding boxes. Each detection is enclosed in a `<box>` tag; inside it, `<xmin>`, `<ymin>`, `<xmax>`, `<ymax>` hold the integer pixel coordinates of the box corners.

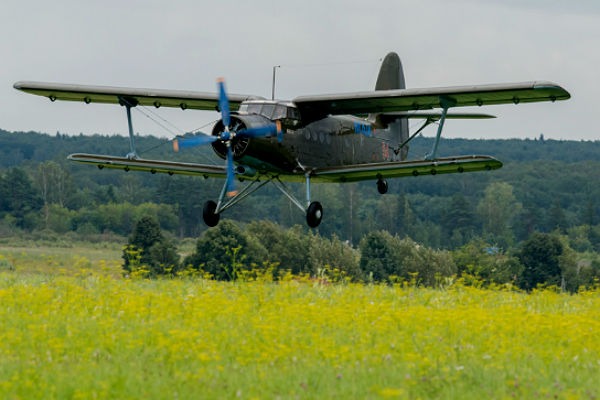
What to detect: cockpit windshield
<box><xmin>238</xmin><ymin>101</ymin><xmax>300</xmax><ymax>123</ymax></box>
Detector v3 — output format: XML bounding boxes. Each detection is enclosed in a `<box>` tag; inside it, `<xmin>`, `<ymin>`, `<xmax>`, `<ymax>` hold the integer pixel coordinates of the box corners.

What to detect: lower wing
<box><xmin>69</xmin><ymin>153</ymin><xmax>501</xmax><ymax>183</ymax></box>
<box><xmin>68</xmin><ymin>154</ymin><xmax>227</xmax><ymax>178</ymax></box>
<box><xmin>309</xmin><ymin>155</ymin><xmax>502</xmax><ymax>183</ymax></box>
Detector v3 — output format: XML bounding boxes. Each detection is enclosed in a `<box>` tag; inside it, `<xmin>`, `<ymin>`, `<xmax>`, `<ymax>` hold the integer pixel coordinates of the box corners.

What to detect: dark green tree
<box><xmin>0</xmin><ymin>167</ymin><xmax>43</xmax><ymax>229</ymax></box>
<box><xmin>359</xmin><ymin>230</ymin><xmax>399</xmax><ymax>282</ymax></box>
<box><xmin>441</xmin><ymin>194</ymin><xmax>477</xmax><ymax>247</ymax></box>
<box><xmin>122</xmin><ymin>216</ymin><xmax>180</xmax><ymax>277</ymax></box>
<box><xmin>518</xmin><ymin>232</ymin><xmax>563</xmax><ymax>290</ymax></box>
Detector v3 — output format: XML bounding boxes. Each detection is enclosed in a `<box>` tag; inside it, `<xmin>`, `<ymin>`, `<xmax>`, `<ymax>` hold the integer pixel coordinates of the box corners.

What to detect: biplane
<box><xmin>14</xmin><ymin>52</ymin><xmax>570</xmax><ymax>228</ymax></box>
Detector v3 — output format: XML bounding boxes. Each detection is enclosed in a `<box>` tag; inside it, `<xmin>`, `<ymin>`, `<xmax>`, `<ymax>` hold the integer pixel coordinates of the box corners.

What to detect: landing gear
<box><xmin>202</xmin><ymin>200</ymin><xmax>220</xmax><ymax>227</ymax></box>
<box><xmin>377</xmin><ymin>178</ymin><xmax>388</xmax><ymax>194</ymax></box>
<box><xmin>306</xmin><ymin>201</ymin><xmax>323</xmax><ymax>228</ymax></box>
<box><xmin>273</xmin><ymin>173</ymin><xmax>323</xmax><ymax>229</ymax></box>
<box><xmin>200</xmin><ymin>173</ymin><xmax>324</xmax><ymax>228</ymax></box>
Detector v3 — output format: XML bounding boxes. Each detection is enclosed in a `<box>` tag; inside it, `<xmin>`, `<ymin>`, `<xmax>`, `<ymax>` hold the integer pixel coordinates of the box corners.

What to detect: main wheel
<box><xmin>306</xmin><ymin>201</ymin><xmax>323</xmax><ymax>228</ymax></box>
<box><xmin>377</xmin><ymin>179</ymin><xmax>388</xmax><ymax>194</ymax></box>
<box><xmin>202</xmin><ymin>200</ymin><xmax>220</xmax><ymax>227</ymax></box>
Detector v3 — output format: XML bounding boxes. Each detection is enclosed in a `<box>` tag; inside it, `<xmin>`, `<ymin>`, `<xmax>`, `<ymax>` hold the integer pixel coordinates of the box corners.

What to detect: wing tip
<box><xmin>533</xmin><ymin>81</ymin><xmax>571</xmax><ymax>100</ymax></box>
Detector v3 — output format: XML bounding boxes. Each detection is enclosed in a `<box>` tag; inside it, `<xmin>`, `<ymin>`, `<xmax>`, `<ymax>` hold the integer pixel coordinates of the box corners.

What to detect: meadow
<box><xmin>1</xmin><ymin>241</ymin><xmax>599</xmax><ymax>399</ymax></box>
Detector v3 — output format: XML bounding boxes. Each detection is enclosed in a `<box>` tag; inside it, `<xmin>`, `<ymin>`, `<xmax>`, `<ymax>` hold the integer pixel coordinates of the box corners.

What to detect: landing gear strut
<box><xmin>273</xmin><ymin>173</ymin><xmax>323</xmax><ymax>228</ymax></box>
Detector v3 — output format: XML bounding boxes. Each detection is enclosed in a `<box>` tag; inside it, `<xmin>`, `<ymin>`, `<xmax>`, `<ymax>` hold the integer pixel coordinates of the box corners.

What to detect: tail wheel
<box><xmin>377</xmin><ymin>178</ymin><xmax>388</xmax><ymax>194</ymax></box>
<box><xmin>306</xmin><ymin>201</ymin><xmax>323</xmax><ymax>228</ymax></box>
<box><xmin>202</xmin><ymin>200</ymin><xmax>220</xmax><ymax>227</ymax></box>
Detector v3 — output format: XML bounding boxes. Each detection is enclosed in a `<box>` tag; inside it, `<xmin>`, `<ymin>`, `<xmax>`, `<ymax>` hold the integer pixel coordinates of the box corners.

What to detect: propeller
<box><xmin>172</xmin><ymin>78</ymin><xmax>282</xmax><ymax>197</ymax></box>
<box><xmin>172</xmin><ymin>134</ymin><xmax>217</xmax><ymax>152</ymax></box>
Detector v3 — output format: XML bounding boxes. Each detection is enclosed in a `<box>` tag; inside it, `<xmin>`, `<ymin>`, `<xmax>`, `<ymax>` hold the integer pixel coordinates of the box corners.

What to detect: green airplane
<box><xmin>14</xmin><ymin>52</ymin><xmax>570</xmax><ymax>228</ymax></box>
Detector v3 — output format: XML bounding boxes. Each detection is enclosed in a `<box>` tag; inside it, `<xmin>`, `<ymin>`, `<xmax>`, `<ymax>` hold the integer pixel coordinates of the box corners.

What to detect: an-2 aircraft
<box><xmin>14</xmin><ymin>52</ymin><xmax>570</xmax><ymax>228</ymax></box>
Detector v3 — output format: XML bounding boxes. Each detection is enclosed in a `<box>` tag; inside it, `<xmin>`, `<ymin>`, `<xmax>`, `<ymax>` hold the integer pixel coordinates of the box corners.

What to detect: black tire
<box><xmin>377</xmin><ymin>179</ymin><xmax>388</xmax><ymax>194</ymax></box>
<box><xmin>202</xmin><ymin>200</ymin><xmax>220</xmax><ymax>227</ymax></box>
<box><xmin>306</xmin><ymin>201</ymin><xmax>323</xmax><ymax>228</ymax></box>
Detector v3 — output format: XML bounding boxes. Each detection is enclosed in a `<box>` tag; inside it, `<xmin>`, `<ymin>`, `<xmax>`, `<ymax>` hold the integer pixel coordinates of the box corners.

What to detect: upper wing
<box><xmin>13</xmin><ymin>81</ymin><xmax>263</xmax><ymax>111</ymax></box>
<box><xmin>309</xmin><ymin>155</ymin><xmax>502</xmax><ymax>183</ymax></box>
<box><xmin>68</xmin><ymin>153</ymin><xmax>227</xmax><ymax>178</ymax></box>
<box><xmin>293</xmin><ymin>81</ymin><xmax>570</xmax><ymax>120</ymax></box>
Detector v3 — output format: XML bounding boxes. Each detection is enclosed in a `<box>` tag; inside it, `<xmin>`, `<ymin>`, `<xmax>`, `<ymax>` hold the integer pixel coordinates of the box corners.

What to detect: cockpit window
<box><xmin>287</xmin><ymin>107</ymin><xmax>300</xmax><ymax>120</ymax></box>
<box><xmin>246</xmin><ymin>103</ymin><xmax>262</xmax><ymax>115</ymax></box>
<box><xmin>238</xmin><ymin>101</ymin><xmax>301</xmax><ymax>124</ymax></box>
<box><xmin>260</xmin><ymin>104</ymin><xmax>275</xmax><ymax>119</ymax></box>
<box><xmin>273</xmin><ymin>104</ymin><xmax>287</xmax><ymax>120</ymax></box>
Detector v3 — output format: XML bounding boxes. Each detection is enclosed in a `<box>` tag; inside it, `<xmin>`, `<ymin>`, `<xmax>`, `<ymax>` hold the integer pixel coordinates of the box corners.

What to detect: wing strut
<box><xmin>394</xmin><ymin>117</ymin><xmax>435</xmax><ymax>155</ymax></box>
<box><xmin>425</xmin><ymin>96</ymin><xmax>456</xmax><ymax>160</ymax></box>
<box><xmin>119</xmin><ymin>96</ymin><xmax>139</xmax><ymax>159</ymax></box>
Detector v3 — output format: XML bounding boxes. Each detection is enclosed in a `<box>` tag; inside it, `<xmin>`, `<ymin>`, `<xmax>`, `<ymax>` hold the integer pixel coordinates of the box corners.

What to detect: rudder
<box><xmin>374</xmin><ymin>52</ymin><xmax>409</xmax><ymax>159</ymax></box>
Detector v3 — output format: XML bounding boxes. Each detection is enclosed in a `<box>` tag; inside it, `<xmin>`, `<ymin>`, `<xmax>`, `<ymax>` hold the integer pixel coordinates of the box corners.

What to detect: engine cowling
<box><xmin>210</xmin><ymin>114</ymin><xmax>274</xmax><ymax>160</ymax></box>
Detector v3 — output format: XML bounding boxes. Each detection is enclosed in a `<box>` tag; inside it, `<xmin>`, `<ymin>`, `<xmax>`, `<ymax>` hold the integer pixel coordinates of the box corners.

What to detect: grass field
<box><xmin>1</xmin><ymin>242</ymin><xmax>599</xmax><ymax>399</ymax></box>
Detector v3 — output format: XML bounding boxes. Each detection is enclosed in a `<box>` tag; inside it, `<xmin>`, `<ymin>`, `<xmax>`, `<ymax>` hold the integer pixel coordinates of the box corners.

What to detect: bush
<box><xmin>122</xmin><ymin>216</ymin><xmax>180</xmax><ymax>277</ymax></box>
<box><xmin>183</xmin><ymin>220</ymin><xmax>268</xmax><ymax>281</ymax></box>
<box><xmin>359</xmin><ymin>231</ymin><xmax>456</xmax><ymax>285</ymax></box>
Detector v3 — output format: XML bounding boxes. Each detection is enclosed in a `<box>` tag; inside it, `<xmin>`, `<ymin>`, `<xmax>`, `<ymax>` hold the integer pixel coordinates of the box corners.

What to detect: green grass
<box><xmin>0</xmin><ymin>240</ymin><xmax>599</xmax><ymax>399</ymax></box>
<box><xmin>0</xmin><ymin>240</ymin><xmax>122</xmax><ymax>277</ymax></box>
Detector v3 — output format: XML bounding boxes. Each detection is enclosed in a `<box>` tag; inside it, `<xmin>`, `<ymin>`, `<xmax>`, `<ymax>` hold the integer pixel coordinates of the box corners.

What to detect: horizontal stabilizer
<box><xmin>378</xmin><ymin>111</ymin><xmax>495</xmax><ymax>124</ymax></box>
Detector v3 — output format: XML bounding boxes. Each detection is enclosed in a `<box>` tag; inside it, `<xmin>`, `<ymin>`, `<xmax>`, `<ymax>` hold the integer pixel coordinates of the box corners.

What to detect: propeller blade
<box><xmin>225</xmin><ymin>145</ymin><xmax>237</xmax><ymax>197</ymax></box>
<box><xmin>217</xmin><ymin>78</ymin><xmax>230</xmax><ymax>128</ymax></box>
<box><xmin>276</xmin><ymin>120</ymin><xmax>283</xmax><ymax>143</ymax></box>
<box><xmin>173</xmin><ymin>135</ymin><xmax>217</xmax><ymax>152</ymax></box>
<box><xmin>237</xmin><ymin>121</ymin><xmax>284</xmax><ymax>141</ymax></box>
<box><xmin>238</xmin><ymin>124</ymin><xmax>276</xmax><ymax>138</ymax></box>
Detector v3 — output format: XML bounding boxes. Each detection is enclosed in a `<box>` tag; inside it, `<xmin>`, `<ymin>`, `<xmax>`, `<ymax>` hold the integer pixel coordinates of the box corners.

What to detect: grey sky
<box><xmin>1</xmin><ymin>0</ymin><xmax>598</xmax><ymax>141</ymax></box>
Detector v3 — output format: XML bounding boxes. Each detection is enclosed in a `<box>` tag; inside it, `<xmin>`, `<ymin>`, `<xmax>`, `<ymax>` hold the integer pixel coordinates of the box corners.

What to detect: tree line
<box><xmin>1</xmin><ymin>129</ymin><xmax>600</xmax><ymax>290</ymax></box>
<box><xmin>123</xmin><ymin>215</ymin><xmax>599</xmax><ymax>292</ymax></box>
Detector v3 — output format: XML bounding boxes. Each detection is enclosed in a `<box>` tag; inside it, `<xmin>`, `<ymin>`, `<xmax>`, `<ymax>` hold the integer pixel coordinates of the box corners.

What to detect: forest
<box><xmin>1</xmin><ymin>129</ymin><xmax>600</xmax><ymax>289</ymax></box>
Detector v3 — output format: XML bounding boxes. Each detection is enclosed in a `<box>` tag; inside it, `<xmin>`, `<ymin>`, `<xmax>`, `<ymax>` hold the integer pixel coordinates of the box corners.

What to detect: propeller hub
<box><xmin>220</xmin><ymin>130</ymin><xmax>232</xmax><ymax>141</ymax></box>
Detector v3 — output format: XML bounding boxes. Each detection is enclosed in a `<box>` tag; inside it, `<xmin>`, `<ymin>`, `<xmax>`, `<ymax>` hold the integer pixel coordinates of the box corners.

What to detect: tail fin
<box><xmin>374</xmin><ymin>52</ymin><xmax>409</xmax><ymax>159</ymax></box>
<box><xmin>375</xmin><ymin>52</ymin><xmax>406</xmax><ymax>90</ymax></box>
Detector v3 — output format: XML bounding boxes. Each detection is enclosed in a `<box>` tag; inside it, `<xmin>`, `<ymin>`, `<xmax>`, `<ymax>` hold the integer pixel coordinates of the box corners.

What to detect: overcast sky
<box><xmin>1</xmin><ymin>0</ymin><xmax>598</xmax><ymax>141</ymax></box>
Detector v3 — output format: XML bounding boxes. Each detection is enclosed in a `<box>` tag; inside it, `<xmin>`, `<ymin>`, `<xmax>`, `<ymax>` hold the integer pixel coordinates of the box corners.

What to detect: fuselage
<box><xmin>211</xmin><ymin>99</ymin><xmax>404</xmax><ymax>175</ymax></box>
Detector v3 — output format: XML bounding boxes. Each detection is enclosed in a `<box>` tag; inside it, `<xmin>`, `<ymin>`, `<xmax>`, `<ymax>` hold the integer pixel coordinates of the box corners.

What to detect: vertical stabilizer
<box><xmin>375</xmin><ymin>52</ymin><xmax>406</xmax><ymax>90</ymax></box>
<box><xmin>374</xmin><ymin>52</ymin><xmax>409</xmax><ymax>159</ymax></box>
